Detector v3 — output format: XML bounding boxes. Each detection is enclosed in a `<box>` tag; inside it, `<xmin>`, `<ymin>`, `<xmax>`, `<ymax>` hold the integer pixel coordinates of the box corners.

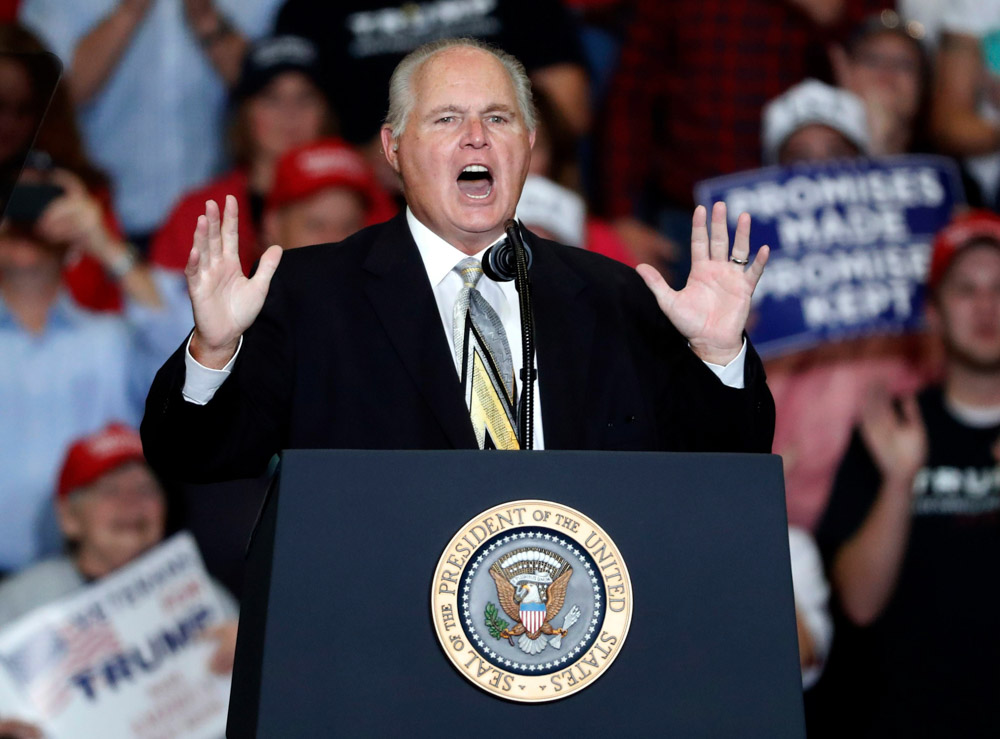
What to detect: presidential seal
<box><xmin>431</xmin><ymin>500</ymin><xmax>632</xmax><ymax>702</ymax></box>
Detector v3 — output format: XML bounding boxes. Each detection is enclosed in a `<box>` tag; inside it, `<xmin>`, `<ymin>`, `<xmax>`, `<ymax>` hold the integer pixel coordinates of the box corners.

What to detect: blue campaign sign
<box><xmin>694</xmin><ymin>155</ymin><xmax>965</xmax><ymax>357</ymax></box>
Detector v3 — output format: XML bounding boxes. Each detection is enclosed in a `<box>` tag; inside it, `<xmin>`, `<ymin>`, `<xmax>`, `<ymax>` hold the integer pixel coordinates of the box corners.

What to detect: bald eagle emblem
<box><xmin>486</xmin><ymin>547</ymin><xmax>582</xmax><ymax>656</ymax></box>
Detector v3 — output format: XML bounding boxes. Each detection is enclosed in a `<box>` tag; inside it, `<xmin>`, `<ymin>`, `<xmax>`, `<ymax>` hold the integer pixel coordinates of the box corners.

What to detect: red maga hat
<box><xmin>928</xmin><ymin>210</ymin><xmax>1000</xmax><ymax>291</ymax></box>
<box><xmin>268</xmin><ymin>138</ymin><xmax>377</xmax><ymax>211</ymax></box>
<box><xmin>57</xmin><ymin>423</ymin><xmax>145</xmax><ymax>499</ymax></box>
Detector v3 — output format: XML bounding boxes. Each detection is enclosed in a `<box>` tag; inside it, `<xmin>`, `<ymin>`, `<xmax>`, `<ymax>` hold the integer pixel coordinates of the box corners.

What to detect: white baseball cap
<box><xmin>761</xmin><ymin>79</ymin><xmax>870</xmax><ymax>165</ymax></box>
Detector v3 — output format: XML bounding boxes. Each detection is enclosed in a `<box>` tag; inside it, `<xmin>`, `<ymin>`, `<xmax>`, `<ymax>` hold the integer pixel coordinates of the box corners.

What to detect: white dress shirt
<box><xmin>181</xmin><ymin>209</ymin><xmax>748</xmax><ymax>449</ymax></box>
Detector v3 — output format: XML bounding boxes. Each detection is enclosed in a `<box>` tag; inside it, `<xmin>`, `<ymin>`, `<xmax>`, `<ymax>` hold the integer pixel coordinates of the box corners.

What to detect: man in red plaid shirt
<box><xmin>598</xmin><ymin>0</ymin><xmax>889</xmax><ymax>276</ymax></box>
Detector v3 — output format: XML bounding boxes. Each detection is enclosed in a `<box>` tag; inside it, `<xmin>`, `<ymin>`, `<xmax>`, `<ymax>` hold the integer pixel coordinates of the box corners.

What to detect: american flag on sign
<box><xmin>520</xmin><ymin>603</ymin><xmax>546</xmax><ymax>634</ymax></box>
<box><xmin>2</xmin><ymin>615</ymin><xmax>123</xmax><ymax>717</ymax></box>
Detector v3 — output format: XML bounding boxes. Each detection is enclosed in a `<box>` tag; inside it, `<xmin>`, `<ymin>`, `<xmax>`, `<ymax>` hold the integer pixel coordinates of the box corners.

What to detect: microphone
<box><xmin>482</xmin><ymin>222</ymin><xmax>532</xmax><ymax>282</ymax></box>
<box><xmin>482</xmin><ymin>220</ymin><xmax>536</xmax><ymax>450</ymax></box>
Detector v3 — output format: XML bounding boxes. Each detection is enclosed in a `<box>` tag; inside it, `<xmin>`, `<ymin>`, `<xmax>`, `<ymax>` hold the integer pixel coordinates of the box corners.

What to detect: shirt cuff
<box><xmin>181</xmin><ymin>335</ymin><xmax>242</xmax><ymax>405</ymax></box>
<box><xmin>699</xmin><ymin>339</ymin><xmax>747</xmax><ymax>389</ymax></box>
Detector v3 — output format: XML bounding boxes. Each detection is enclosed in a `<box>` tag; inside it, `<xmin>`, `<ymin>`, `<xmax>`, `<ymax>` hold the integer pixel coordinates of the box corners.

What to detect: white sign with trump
<box><xmin>0</xmin><ymin>533</ymin><xmax>231</xmax><ymax>738</ymax></box>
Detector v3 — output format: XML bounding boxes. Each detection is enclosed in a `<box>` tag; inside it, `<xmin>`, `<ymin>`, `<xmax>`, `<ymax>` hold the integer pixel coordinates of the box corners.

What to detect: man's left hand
<box><xmin>637</xmin><ymin>202</ymin><xmax>769</xmax><ymax>365</ymax></box>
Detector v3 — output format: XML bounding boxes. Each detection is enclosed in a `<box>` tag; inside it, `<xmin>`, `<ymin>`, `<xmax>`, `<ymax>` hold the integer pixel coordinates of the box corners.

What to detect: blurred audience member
<box><xmin>0</xmin><ymin>424</ymin><xmax>238</xmax><ymax>738</ymax></box>
<box><xmin>598</xmin><ymin>0</ymin><xmax>889</xmax><ymax>277</ymax></box>
<box><xmin>18</xmin><ymin>0</ymin><xmax>282</xmax><ymax>249</ymax></box>
<box><xmin>930</xmin><ymin>1</ymin><xmax>1000</xmax><ymax>208</ymax></box>
<box><xmin>770</xmin><ymin>338</ymin><xmax>928</xmax><ymax>528</ymax></box>
<box><xmin>527</xmin><ymin>87</ymin><xmax>583</xmax><ymax>195</ymax></box>
<box><xmin>272</xmin><ymin>0</ymin><xmax>590</xmax><ymax>195</ymax></box>
<box><xmin>0</xmin><ymin>23</ymin><xmax>51</xmax><ymax>191</ymax></box>
<box><xmin>814</xmin><ymin>211</ymin><xmax>1000</xmax><ymax>736</ymax></box>
<box><xmin>758</xmin><ymin>78</ymin><xmax>929</xmax><ymax>527</ymax></box>
<box><xmin>561</xmin><ymin>0</ymin><xmax>627</xmax><ymax>109</ymax></box>
<box><xmin>762</xmin><ymin>79</ymin><xmax>871</xmax><ymax>165</ymax></box>
<box><xmin>21</xmin><ymin>163</ymin><xmax>165</xmax><ymax>310</ymax></box>
<box><xmin>523</xmin><ymin>87</ymin><xmax>658</xmax><ymax>269</ymax></box>
<box><xmin>151</xmin><ymin>35</ymin><xmax>335</xmax><ymax>274</ymax></box>
<box><xmin>0</xmin><ymin>23</ymin><xmax>132</xmax><ymax>313</ymax></box>
<box><xmin>0</xmin><ymin>160</ymin><xmax>186</xmax><ymax>575</ymax></box>
<box><xmin>830</xmin><ymin>11</ymin><xmax>929</xmax><ymax>157</ymax></box>
<box><xmin>789</xmin><ymin>525</ymin><xmax>833</xmax><ymax>690</ymax></box>
<box><xmin>263</xmin><ymin>138</ymin><xmax>393</xmax><ymax>250</ymax></box>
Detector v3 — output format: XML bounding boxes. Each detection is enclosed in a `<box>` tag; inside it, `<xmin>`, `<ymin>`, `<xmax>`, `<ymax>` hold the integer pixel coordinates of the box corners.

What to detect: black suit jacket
<box><xmin>141</xmin><ymin>213</ymin><xmax>774</xmax><ymax>481</ymax></box>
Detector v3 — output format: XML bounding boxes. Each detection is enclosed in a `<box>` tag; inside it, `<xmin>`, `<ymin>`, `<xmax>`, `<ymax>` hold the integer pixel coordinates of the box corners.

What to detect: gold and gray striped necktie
<box><xmin>452</xmin><ymin>257</ymin><xmax>520</xmax><ymax>450</ymax></box>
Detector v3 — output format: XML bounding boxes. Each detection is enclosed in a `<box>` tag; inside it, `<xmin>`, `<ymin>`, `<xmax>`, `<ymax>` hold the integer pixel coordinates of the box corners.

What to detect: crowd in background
<box><xmin>1</xmin><ymin>0</ymin><xmax>999</xmax><ymax>736</ymax></box>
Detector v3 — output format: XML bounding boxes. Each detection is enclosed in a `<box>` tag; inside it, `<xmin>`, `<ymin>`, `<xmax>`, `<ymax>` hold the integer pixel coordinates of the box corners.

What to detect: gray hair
<box><xmin>384</xmin><ymin>37</ymin><xmax>536</xmax><ymax>143</ymax></box>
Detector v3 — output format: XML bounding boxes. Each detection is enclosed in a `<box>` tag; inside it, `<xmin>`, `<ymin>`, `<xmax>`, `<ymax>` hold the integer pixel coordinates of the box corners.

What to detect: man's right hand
<box><xmin>186</xmin><ymin>196</ymin><xmax>282</xmax><ymax>369</ymax></box>
<box><xmin>859</xmin><ymin>384</ymin><xmax>928</xmax><ymax>488</ymax></box>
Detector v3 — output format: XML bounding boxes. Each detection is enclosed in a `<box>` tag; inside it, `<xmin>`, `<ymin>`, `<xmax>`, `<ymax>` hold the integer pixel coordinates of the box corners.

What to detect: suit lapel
<box><xmin>528</xmin><ymin>234</ymin><xmax>594</xmax><ymax>449</ymax></box>
<box><xmin>362</xmin><ymin>214</ymin><xmax>477</xmax><ymax>449</ymax></box>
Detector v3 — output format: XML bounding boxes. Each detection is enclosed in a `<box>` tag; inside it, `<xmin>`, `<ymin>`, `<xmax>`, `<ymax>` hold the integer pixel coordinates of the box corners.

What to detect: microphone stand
<box><xmin>503</xmin><ymin>219</ymin><xmax>535</xmax><ymax>450</ymax></box>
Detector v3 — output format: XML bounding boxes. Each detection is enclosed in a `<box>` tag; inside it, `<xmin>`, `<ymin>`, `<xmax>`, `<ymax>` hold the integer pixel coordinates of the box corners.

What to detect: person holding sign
<box><xmin>141</xmin><ymin>38</ymin><xmax>775</xmax><ymax>479</ymax></box>
<box><xmin>813</xmin><ymin>211</ymin><xmax>1000</xmax><ymax>736</ymax></box>
<box><xmin>755</xmin><ymin>77</ymin><xmax>932</xmax><ymax>529</ymax></box>
<box><xmin>0</xmin><ymin>424</ymin><xmax>239</xmax><ymax>738</ymax></box>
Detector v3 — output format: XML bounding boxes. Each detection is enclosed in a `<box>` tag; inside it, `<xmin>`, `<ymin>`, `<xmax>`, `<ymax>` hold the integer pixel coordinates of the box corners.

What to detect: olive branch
<box><xmin>484</xmin><ymin>602</ymin><xmax>509</xmax><ymax>639</ymax></box>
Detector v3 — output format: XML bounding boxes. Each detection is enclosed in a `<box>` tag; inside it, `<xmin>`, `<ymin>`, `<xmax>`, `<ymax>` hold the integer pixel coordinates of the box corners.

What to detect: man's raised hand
<box><xmin>637</xmin><ymin>202</ymin><xmax>769</xmax><ymax>365</ymax></box>
<box><xmin>859</xmin><ymin>385</ymin><xmax>927</xmax><ymax>487</ymax></box>
<box><xmin>185</xmin><ymin>195</ymin><xmax>282</xmax><ymax>368</ymax></box>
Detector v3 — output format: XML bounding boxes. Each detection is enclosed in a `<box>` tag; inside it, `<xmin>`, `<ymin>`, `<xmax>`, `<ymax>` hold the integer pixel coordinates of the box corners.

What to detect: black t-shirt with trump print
<box><xmin>814</xmin><ymin>385</ymin><xmax>1000</xmax><ymax>738</ymax></box>
<box><xmin>274</xmin><ymin>0</ymin><xmax>585</xmax><ymax>145</ymax></box>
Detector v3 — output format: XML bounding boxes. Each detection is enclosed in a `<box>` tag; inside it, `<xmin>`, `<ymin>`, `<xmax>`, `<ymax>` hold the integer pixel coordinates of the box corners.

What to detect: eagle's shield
<box><xmin>520</xmin><ymin>603</ymin><xmax>546</xmax><ymax>634</ymax></box>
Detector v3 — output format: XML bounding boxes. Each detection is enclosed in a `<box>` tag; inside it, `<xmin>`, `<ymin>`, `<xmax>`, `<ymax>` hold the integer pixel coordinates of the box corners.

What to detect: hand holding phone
<box><xmin>32</xmin><ymin>169</ymin><xmax>114</xmax><ymax>257</ymax></box>
<box><xmin>5</xmin><ymin>181</ymin><xmax>63</xmax><ymax>224</ymax></box>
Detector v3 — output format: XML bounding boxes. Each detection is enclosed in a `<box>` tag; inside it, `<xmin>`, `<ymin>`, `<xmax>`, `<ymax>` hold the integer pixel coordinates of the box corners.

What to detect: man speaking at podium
<box><xmin>140</xmin><ymin>38</ymin><xmax>774</xmax><ymax>479</ymax></box>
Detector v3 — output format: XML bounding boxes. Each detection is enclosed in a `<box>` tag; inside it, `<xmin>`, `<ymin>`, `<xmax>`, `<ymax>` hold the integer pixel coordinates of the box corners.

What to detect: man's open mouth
<box><xmin>457</xmin><ymin>164</ymin><xmax>494</xmax><ymax>199</ymax></box>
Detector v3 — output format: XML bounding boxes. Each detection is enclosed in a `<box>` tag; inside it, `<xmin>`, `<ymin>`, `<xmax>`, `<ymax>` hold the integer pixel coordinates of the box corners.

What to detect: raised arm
<box><xmin>831</xmin><ymin>387</ymin><xmax>926</xmax><ymax>626</ymax></box>
<box><xmin>931</xmin><ymin>32</ymin><xmax>1000</xmax><ymax>157</ymax></box>
<box><xmin>68</xmin><ymin>0</ymin><xmax>152</xmax><ymax>105</ymax></box>
<box><xmin>636</xmin><ymin>202</ymin><xmax>769</xmax><ymax>365</ymax></box>
<box><xmin>37</xmin><ymin>169</ymin><xmax>162</xmax><ymax>308</ymax></box>
<box><xmin>185</xmin><ymin>195</ymin><xmax>282</xmax><ymax>368</ymax></box>
<box><xmin>183</xmin><ymin>0</ymin><xmax>250</xmax><ymax>86</ymax></box>
<box><xmin>140</xmin><ymin>195</ymin><xmax>286</xmax><ymax>481</ymax></box>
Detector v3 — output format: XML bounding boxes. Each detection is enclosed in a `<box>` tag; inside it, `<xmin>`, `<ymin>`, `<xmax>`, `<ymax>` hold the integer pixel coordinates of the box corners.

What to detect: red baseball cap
<box><xmin>57</xmin><ymin>423</ymin><xmax>146</xmax><ymax>499</ymax></box>
<box><xmin>268</xmin><ymin>138</ymin><xmax>378</xmax><ymax>211</ymax></box>
<box><xmin>928</xmin><ymin>210</ymin><xmax>1000</xmax><ymax>291</ymax></box>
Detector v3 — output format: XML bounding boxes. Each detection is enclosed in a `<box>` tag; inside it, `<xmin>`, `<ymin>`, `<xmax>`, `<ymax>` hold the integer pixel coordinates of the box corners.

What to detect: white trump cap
<box><xmin>761</xmin><ymin>79</ymin><xmax>870</xmax><ymax>165</ymax></box>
